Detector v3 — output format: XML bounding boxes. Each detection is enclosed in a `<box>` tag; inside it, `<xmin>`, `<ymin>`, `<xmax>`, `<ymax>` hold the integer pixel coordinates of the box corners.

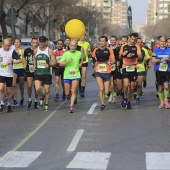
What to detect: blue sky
<box><xmin>127</xmin><ymin>0</ymin><xmax>149</xmax><ymax>30</ymax></box>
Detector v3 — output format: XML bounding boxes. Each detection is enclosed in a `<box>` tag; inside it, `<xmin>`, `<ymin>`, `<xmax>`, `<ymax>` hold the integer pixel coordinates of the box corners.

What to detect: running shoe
<box><xmin>108</xmin><ymin>95</ymin><xmax>113</xmax><ymax>103</ymax></box>
<box><xmin>0</xmin><ymin>106</ymin><xmax>3</xmax><ymax>112</ymax></box>
<box><xmin>39</xmin><ymin>99</ymin><xmax>44</xmax><ymax>108</ymax></box>
<box><xmin>62</xmin><ymin>94</ymin><xmax>66</xmax><ymax>101</ymax></box>
<box><xmin>54</xmin><ymin>95</ymin><xmax>59</xmax><ymax>101</ymax></box>
<box><xmin>100</xmin><ymin>105</ymin><xmax>105</xmax><ymax>111</ymax></box>
<box><xmin>34</xmin><ymin>102</ymin><xmax>38</xmax><ymax>109</ymax></box>
<box><xmin>127</xmin><ymin>102</ymin><xmax>132</xmax><ymax>110</ymax></box>
<box><xmin>3</xmin><ymin>96</ymin><xmax>8</xmax><ymax>102</ymax></box>
<box><xmin>69</xmin><ymin>106</ymin><xmax>74</xmax><ymax>113</ymax></box>
<box><xmin>12</xmin><ymin>100</ymin><xmax>18</xmax><ymax>106</ymax></box>
<box><xmin>1</xmin><ymin>104</ymin><xmax>4</xmax><ymax>111</ymax></box>
<box><xmin>27</xmin><ymin>101</ymin><xmax>32</xmax><ymax>109</ymax></box>
<box><xmin>133</xmin><ymin>93</ymin><xmax>137</xmax><ymax>100</ymax></box>
<box><xmin>112</xmin><ymin>96</ymin><xmax>117</xmax><ymax>103</ymax></box>
<box><xmin>159</xmin><ymin>102</ymin><xmax>164</xmax><ymax>109</ymax></box>
<box><xmin>121</xmin><ymin>98</ymin><xmax>127</xmax><ymax>109</ymax></box>
<box><xmin>80</xmin><ymin>92</ymin><xmax>85</xmax><ymax>98</ymax></box>
<box><xmin>7</xmin><ymin>105</ymin><xmax>12</xmax><ymax>113</ymax></box>
<box><xmin>135</xmin><ymin>96</ymin><xmax>140</xmax><ymax>103</ymax></box>
<box><xmin>19</xmin><ymin>99</ymin><xmax>24</xmax><ymax>107</ymax></box>
<box><xmin>140</xmin><ymin>91</ymin><xmax>144</xmax><ymax>96</ymax></box>
<box><xmin>164</xmin><ymin>100</ymin><xmax>170</xmax><ymax>109</ymax></box>
<box><xmin>44</xmin><ymin>104</ymin><xmax>49</xmax><ymax>112</ymax></box>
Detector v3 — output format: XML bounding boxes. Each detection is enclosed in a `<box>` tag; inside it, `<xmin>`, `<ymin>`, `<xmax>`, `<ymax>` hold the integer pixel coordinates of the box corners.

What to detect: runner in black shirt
<box><xmin>24</xmin><ymin>37</ymin><xmax>38</xmax><ymax>109</ymax></box>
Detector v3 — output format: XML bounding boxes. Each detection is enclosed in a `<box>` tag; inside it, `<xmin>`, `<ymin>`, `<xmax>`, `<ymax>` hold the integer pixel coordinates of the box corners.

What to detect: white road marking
<box><xmin>87</xmin><ymin>103</ymin><xmax>98</xmax><ymax>115</ymax></box>
<box><xmin>0</xmin><ymin>151</ymin><xmax>42</xmax><ymax>168</ymax></box>
<box><xmin>146</xmin><ymin>152</ymin><xmax>170</xmax><ymax>170</ymax></box>
<box><xmin>67</xmin><ymin>129</ymin><xmax>84</xmax><ymax>152</ymax></box>
<box><xmin>66</xmin><ymin>152</ymin><xmax>111</xmax><ymax>169</ymax></box>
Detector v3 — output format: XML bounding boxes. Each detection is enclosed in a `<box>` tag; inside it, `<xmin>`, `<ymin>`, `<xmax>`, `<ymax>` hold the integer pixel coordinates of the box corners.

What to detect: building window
<box><xmin>159</xmin><ymin>9</ymin><xmax>163</xmax><ymax>13</ymax></box>
<box><xmin>164</xmin><ymin>9</ymin><xmax>168</xmax><ymax>13</ymax></box>
<box><xmin>159</xmin><ymin>4</ymin><xmax>163</xmax><ymax>7</ymax></box>
<box><xmin>159</xmin><ymin>16</ymin><xmax>163</xmax><ymax>19</ymax></box>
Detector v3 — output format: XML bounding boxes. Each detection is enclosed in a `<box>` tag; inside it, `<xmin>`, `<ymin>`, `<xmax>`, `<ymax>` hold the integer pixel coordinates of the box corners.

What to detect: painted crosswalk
<box><xmin>146</xmin><ymin>152</ymin><xmax>170</xmax><ymax>170</ymax></box>
<box><xmin>1</xmin><ymin>151</ymin><xmax>170</xmax><ymax>169</ymax></box>
<box><xmin>66</xmin><ymin>152</ymin><xmax>111</xmax><ymax>170</ymax></box>
<box><xmin>0</xmin><ymin>151</ymin><xmax>42</xmax><ymax>168</ymax></box>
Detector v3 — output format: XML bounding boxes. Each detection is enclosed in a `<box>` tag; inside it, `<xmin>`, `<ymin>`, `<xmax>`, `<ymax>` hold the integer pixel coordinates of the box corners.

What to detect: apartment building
<box><xmin>77</xmin><ymin>0</ymin><xmax>128</xmax><ymax>27</ymax></box>
<box><xmin>146</xmin><ymin>0</ymin><xmax>170</xmax><ymax>25</ymax></box>
<box><xmin>112</xmin><ymin>0</ymin><xmax>128</xmax><ymax>28</ymax></box>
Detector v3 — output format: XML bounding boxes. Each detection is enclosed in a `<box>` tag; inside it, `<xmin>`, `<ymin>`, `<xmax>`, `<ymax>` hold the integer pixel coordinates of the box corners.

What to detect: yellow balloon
<box><xmin>65</xmin><ymin>19</ymin><xmax>86</xmax><ymax>39</ymax></box>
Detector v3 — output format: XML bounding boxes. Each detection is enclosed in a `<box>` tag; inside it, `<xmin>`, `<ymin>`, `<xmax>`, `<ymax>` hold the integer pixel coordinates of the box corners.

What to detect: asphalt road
<box><xmin>0</xmin><ymin>65</ymin><xmax>170</xmax><ymax>170</ymax></box>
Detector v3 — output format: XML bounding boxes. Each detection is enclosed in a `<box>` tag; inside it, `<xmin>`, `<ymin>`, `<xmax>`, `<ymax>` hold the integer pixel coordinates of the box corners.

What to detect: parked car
<box><xmin>21</xmin><ymin>38</ymin><xmax>55</xmax><ymax>50</ymax></box>
<box><xmin>21</xmin><ymin>38</ymin><xmax>31</xmax><ymax>49</ymax></box>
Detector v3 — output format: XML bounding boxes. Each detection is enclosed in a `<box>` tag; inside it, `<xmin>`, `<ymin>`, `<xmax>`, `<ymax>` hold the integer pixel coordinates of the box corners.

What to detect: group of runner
<box><xmin>0</xmin><ymin>33</ymin><xmax>170</xmax><ymax>113</ymax></box>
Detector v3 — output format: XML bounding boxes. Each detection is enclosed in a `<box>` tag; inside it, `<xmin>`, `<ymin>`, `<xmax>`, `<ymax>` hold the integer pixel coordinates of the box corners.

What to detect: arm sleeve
<box><xmin>12</xmin><ymin>50</ymin><xmax>20</xmax><ymax>60</ymax></box>
<box><xmin>152</xmin><ymin>52</ymin><xmax>156</xmax><ymax>58</ymax></box>
<box><xmin>108</xmin><ymin>47</ymin><xmax>115</xmax><ymax>62</ymax></box>
<box><xmin>119</xmin><ymin>45</ymin><xmax>124</xmax><ymax>56</ymax></box>
<box><xmin>92</xmin><ymin>48</ymin><xmax>97</xmax><ymax>58</ymax></box>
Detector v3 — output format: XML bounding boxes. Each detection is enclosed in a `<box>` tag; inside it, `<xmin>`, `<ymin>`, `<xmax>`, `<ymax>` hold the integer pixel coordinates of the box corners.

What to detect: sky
<box><xmin>127</xmin><ymin>0</ymin><xmax>149</xmax><ymax>31</ymax></box>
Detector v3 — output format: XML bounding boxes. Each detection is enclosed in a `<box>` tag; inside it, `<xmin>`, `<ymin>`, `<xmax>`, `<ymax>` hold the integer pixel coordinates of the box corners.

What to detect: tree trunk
<box><xmin>0</xmin><ymin>14</ymin><xmax>8</xmax><ymax>38</ymax></box>
<box><xmin>0</xmin><ymin>0</ymin><xmax>7</xmax><ymax>38</ymax></box>
<box><xmin>31</xmin><ymin>17</ymin><xmax>35</xmax><ymax>36</ymax></box>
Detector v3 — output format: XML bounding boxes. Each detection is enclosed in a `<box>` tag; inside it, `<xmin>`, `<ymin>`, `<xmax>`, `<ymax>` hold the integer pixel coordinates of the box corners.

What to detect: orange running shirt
<box><xmin>92</xmin><ymin>46</ymin><xmax>115</xmax><ymax>73</ymax></box>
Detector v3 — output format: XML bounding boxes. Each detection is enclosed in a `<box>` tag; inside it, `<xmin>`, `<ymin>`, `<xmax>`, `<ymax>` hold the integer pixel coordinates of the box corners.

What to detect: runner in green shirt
<box><xmin>60</xmin><ymin>40</ymin><xmax>83</xmax><ymax>113</ymax></box>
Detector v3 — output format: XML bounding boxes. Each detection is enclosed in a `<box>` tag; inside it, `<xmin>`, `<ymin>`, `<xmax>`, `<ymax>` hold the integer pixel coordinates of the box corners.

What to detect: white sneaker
<box><xmin>108</xmin><ymin>96</ymin><xmax>113</xmax><ymax>103</ymax></box>
<box><xmin>112</xmin><ymin>96</ymin><xmax>117</xmax><ymax>103</ymax></box>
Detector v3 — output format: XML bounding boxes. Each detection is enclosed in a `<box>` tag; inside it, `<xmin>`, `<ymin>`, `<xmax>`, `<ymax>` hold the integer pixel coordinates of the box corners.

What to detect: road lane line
<box><xmin>67</xmin><ymin>129</ymin><xmax>84</xmax><ymax>152</ymax></box>
<box><xmin>12</xmin><ymin>101</ymin><xmax>66</xmax><ymax>151</ymax></box>
<box><xmin>87</xmin><ymin>103</ymin><xmax>98</xmax><ymax>115</ymax></box>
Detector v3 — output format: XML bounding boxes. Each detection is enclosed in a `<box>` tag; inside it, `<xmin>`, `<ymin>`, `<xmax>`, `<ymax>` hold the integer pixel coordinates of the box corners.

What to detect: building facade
<box><xmin>77</xmin><ymin>0</ymin><xmax>128</xmax><ymax>27</ymax></box>
<box><xmin>146</xmin><ymin>0</ymin><xmax>170</xmax><ymax>25</ymax></box>
<box><xmin>112</xmin><ymin>0</ymin><xmax>128</xmax><ymax>28</ymax></box>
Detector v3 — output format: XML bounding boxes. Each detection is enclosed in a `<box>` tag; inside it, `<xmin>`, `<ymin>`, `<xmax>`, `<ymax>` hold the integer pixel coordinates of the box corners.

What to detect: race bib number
<box><xmin>56</xmin><ymin>56</ymin><xmax>62</xmax><ymax>63</ymax></box>
<box><xmin>159</xmin><ymin>63</ymin><xmax>168</xmax><ymax>72</ymax></box>
<box><xmin>98</xmin><ymin>64</ymin><xmax>107</xmax><ymax>72</ymax></box>
<box><xmin>137</xmin><ymin>64</ymin><xmax>144</xmax><ymax>72</ymax></box>
<box><xmin>0</xmin><ymin>63</ymin><xmax>8</xmax><ymax>70</ymax></box>
<box><xmin>37</xmin><ymin>60</ymin><xmax>46</xmax><ymax>68</ymax></box>
<box><xmin>111</xmin><ymin>64</ymin><xmax>116</xmax><ymax>71</ymax></box>
<box><xmin>13</xmin><ymin>63</ymin><xmax>20</xmax><ymax>69</ymax></box>
<box><xmin>126</xmin><ymin>66</ymin><xmax>135</xmax><ymax>72</ymax></box>
<box><xmin>69</xmin><ymin>69</ymin><xmax>77</xmax><ymax>77</ymax></box>
<box><xmin>29</xmin><ymin>65</ymin><xmax>34</xmax><ymax>73</ymax></box>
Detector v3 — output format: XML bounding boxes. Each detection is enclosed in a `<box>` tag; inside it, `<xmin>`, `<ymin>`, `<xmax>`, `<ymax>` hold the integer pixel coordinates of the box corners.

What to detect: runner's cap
<box><xmin>39</xmin><ymin>36</ymin><xmax>47</xmax><ymax>42</ymax></box>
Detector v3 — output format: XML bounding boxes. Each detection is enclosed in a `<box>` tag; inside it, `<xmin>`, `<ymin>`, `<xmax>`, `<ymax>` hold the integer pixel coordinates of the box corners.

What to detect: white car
<box><xmin>21</xmin><ymin>38</ymin><xmax>31</xmax><ymax>49</ymax></box>
<box><xmin>21</xmin><ymin>38</ymin><xmax>55</xmax><ymax>50</ymax></box>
